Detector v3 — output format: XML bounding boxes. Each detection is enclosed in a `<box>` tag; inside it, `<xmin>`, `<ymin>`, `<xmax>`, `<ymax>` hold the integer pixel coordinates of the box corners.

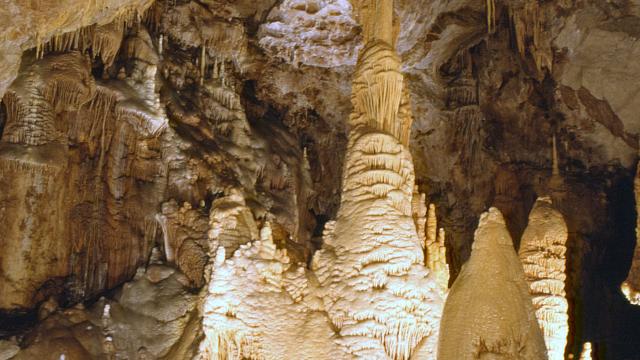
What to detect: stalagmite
<box><xmin>312</xmin><ymin>0</ymin><xmax>444</xmax><ymax>357</ymax></box>
<box><xmin>579</xmin><ymin>342</ymin><xmax>593</xmax><ymax>360</ymax></box>
<box><xmin>200</xmin><ymin>46</ymin><xmax>206</xmax><ymax>85</ymax></box>
<box><xmin>197</xmin><ymin>0</ymin><xmax>443</xmax><ymax>358</ymax></box>
<box><xmin>424</xmin><ymin>203</ymin><xmax>449</xmax><ymax>295</ymax></box>
<box><xmin>519</xmin><ymin>197</ymin><xmax>569</xmax><ymax>360</ymax></box>
<box><xmin>438</xmin><ymin>207</ymin><xmax>547</xmax><ymax>359</ymax></box>
<box><xmin>622</xmin><ymin>159</ymin><xmax>640</xmax><ymax>305</ymax></box>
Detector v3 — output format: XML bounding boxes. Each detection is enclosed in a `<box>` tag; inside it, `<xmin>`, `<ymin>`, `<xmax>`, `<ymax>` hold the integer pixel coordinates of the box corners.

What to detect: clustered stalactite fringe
<box><xmin>508</xmin><ymin>1</ymin><xmax>552</xmax><ymax>74</ymax></box>
<box><xmin>0</xmin><ymin>21</ymin><xmax>170</xmax><ymax>310</ymax></box>
<box><xmin>34</xmin><ymin>2</ymin><xmax>155</xmax><ymax>64</ymax></box>
<box><xmin>519</xmin><ymin>197</ymin><xmax>569</xmax><ymax>360</ymax></box>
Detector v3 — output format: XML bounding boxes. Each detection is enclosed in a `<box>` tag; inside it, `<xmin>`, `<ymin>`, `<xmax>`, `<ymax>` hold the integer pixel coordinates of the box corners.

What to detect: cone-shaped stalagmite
<box><xmin>622</xmin><ymin>160</ymin><xmax>640</xmax><ymax>305</ymax></box>
<box><xmin>519</xmin><ymin>197</ymin><xmax>569</xmax><ymax>360</ymax></box>
<box><xmin>438</xmin><ymin>207</ymin><xmax>547</xmax><ymax>359</ymax></box>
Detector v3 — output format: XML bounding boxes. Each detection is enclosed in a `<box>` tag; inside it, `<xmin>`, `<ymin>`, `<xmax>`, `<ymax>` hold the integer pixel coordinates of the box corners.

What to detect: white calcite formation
<box><xmin>519</xmin><ymin>197</ymin><xmax>569</xmax><ymax>360</ymax></box>
<box><xmin>198</xmin><ymin>0</ymin><xmax>444</xmax><ymax>358</ymax></box>
<box><xmin>622</xmin><ymin>161</ymin><xmax>640</xmax><ymax>305</ymax></box>
<box><xmin>579</xmin><ymin>342</ymin><xmax>593</xmax><ymax>360</ymax></box>
<box><xmin>438</xmin><ymin>207</ymin><xmax>548</xmax><ymax>359</ymax></box>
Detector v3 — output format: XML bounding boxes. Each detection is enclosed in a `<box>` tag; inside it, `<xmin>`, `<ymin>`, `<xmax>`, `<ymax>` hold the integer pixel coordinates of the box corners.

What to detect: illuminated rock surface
<box><xmin>1</xmin><ymin>0</ymin><xmax>640</xmax><ymax>358</ymax></box>
<box><xmin>438</xmin><ymin>207</ymin><xmax>547</xmax><ymax>360</ymax></box>
<box><xmin>519</xmin><ymin>197</ymin><xmax>569</xmax><ymax>360</ymax></box>
<box><xmin>623</xmin><ymin>162</ymin><xmax>640</xmax><ymax>305</ymax></box>
<box><xmin>198</xmin><ymin>0</ymin><xmax>444</xmax><ymax>358</ymax></box>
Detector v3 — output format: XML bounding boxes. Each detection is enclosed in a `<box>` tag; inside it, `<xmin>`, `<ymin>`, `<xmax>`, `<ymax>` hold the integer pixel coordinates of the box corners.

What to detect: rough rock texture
<box><xmin>198</xmin><ymin>1</ymin><xmax>444</xmax><ymax>358</ymax></box>
<box><xmin>2</xmin><ymin>0</ymin><xmax>640</xmax><ymax>358</ymax></box>
<box><xmin>9</xmin><ymin>261</ymin><xmax>199</xmax><ymax>359</ymax></box>
<box><xmin>519</xmin><ymin>197</ymin><xmax>569</xmax><ymax>360</ymax></box>
<box><xmin>438</xmin><ymin>207</ymin><xmax>547</xmax><ymax>359</ymax></box>
<box><xmin>0</xmin><ymin>0</ymin><xmax>155</xmax><ymax>99</ymax></box>
<box><xmin>0</xmin><ymin>43</ymin><xmax>167</xmax><ymax>311</ymax></box>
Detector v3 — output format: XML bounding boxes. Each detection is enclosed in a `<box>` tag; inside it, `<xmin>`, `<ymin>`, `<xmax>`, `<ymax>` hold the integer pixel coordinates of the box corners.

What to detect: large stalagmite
<box><xmin>519</xmin><ymin>197</ymin><xmax>569</xmax><ymax>360</ymax></box>
<box><xmin>438</xmin><ymin>207</ymin><xmax>547</xmax><ymax>359</ymax></box>
<box><xmin>622</xmin><ymin>161</ymin><xmax>640</xmax><ymax>305</ymax></box>
<box><xmin>311</xmin><ymin>0</ymin><xmax>444</xmax><ymax>353</ymax></box>
<box><xmin>198</xmin><ymin>0</ymin><xmax>444</xmax><ymax>358</ymax></box>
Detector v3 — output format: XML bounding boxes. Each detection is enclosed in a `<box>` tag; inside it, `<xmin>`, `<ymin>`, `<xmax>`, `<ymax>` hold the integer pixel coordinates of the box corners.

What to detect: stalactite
<box><xmin>200</xmin><ymin>46</ymin><xmax>206</xmax><ymax>86</ymax></box>
<box><xmin>519</xmin><ymin>196</ymin><xmax>569</xmax><ymax>360</ymax></box>
<box><xmin>352</xmin><ymin>43</ymin><xmax>408</xmax><ymax>144</ymax></box>
<box><xmin>92</xmin><ymin>21</ymin><xmax>124</xmax><ymax>67</ymax></box>
<box><xmin>509</xmin><ymin>1</ymin><xmax>552</xmax><ymax>74</ymax></box>
<box><xmin>486</xmin><ymin>0</ymin><xmax>496</xmax><ymax>34</ymax></box>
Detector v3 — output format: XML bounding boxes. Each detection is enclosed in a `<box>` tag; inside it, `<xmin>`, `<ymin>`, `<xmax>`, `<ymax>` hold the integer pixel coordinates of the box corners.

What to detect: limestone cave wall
<box><xmin>0</xmin><ymin>0</ymin><xmax>640</xmax><ymax>359</ymax></box>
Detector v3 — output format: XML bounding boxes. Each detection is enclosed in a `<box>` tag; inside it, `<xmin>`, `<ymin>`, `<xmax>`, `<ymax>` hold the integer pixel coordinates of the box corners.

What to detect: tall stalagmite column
<box><xmin>438</xmin><ymin>207</ymin><xmax>548</xmax><ymax>359</ymax></box>
<box><xmin>622</xmin><ymin>161</ymin><xmax>640</xmax><ymax>305</ymax></box>
<box><xmin>313</xmin><ymin>0</ymin><xmax>444</xmax><ymax>357</ymax></box>
<box><xmin>519</xmin><ymin>197</ymin><xmax>569</xmax><ymax>360</ymax></box>
<box><xmin>199</xmin><ymin>1</ymin><xmax>443</xmax><ymax>358</ymax></box>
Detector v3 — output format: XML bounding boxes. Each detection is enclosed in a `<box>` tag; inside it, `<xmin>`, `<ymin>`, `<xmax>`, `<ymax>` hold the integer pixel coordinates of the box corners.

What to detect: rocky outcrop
<box><xmin>8</xmin><ymin>260</ymin><xmax>199</xmax><ymax>359</ymax></box>
<box><xmin>519</xmin><ymin>197</ymin><xmax>569</xmax><ymax>360</ymax></box>
<box><xmin>438</xmin><ymin>207</ymin><xmax>547</xmax><ymax>359</ymax></box>
<box><xmin>0</xmin><ymin>27</ymin><xmax>168</xmax><ymax>312</ymax></box>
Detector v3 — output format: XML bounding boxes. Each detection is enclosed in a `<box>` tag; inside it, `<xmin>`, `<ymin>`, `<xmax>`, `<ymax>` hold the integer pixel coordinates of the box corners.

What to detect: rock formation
<box><xmin>0</xmin><ymin>41</ymin><xmax>168</xmax><ymax>311</ymax></box>
<box><xmin>519</xmin><ymin>197</ymin><xmax>569</xmax><ymax>360</ymax></box>
<box><xmin>198</xmin><ymin>0</ymin><xmax>444</xmax><ymax>358</ymax></box>
<box><xmin>438</xmin><ymin>207</ymin><xmax>547</xmax><ymax>359</ymax></box>
<box><xmin>622</xmin><ymin>161</ymin><xmax>640</xmax><ymax>305</ymax></box>
<box><xmin>2</xmin><ymin>0</ymin><xmax>640</xmax><ymax>358</ymax></box>
<box><xmin>8</xmin><ymin>256</ymin><xmax>200</xmax><ymax>359</ymax></box>
<box><xmin>579</xmin><ymin>342</ymin><xmax>593</xmax><ymax>360</ymax></box>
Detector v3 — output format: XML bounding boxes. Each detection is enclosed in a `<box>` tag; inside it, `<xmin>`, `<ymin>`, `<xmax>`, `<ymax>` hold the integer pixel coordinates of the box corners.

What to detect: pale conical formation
<box><xmin>622</xmin><ymin>161</ymin><xmax>640</xmax><ymax>305</ymax></box>
<box><xmin>438</xmin><ymin>207</ymin><xmax>548</xmax><ymax>359</ymax></box>
<box><xmin>579</xmin><ymin>342</ymin><xmax>593</xmax><ymax>360</ymax></box>
<box><xmin>519</xmin><ymin>197</ymin><xmax>569</xmax><ymax>360</ymax></box>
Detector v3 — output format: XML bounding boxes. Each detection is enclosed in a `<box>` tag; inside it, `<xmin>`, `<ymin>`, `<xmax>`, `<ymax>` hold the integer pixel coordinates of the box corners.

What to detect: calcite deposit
<box><xmin>623</xmin><ymin>161</ymin><xmax>640</xmax><ymax>305</ymax></box>
<box><xmin>438</xmin><ymin>207</ymin><xmax>547</xmax><ymax>359</ymax></box>
<box><xmin>2</xmin><ymin>0</ymin><xmax>640</xmax><ymax>359</ymax></box>
<box><xmin>519</xmin><ymin>197</ymin><xmax>569</xmax><ymax>360</ymax></box>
